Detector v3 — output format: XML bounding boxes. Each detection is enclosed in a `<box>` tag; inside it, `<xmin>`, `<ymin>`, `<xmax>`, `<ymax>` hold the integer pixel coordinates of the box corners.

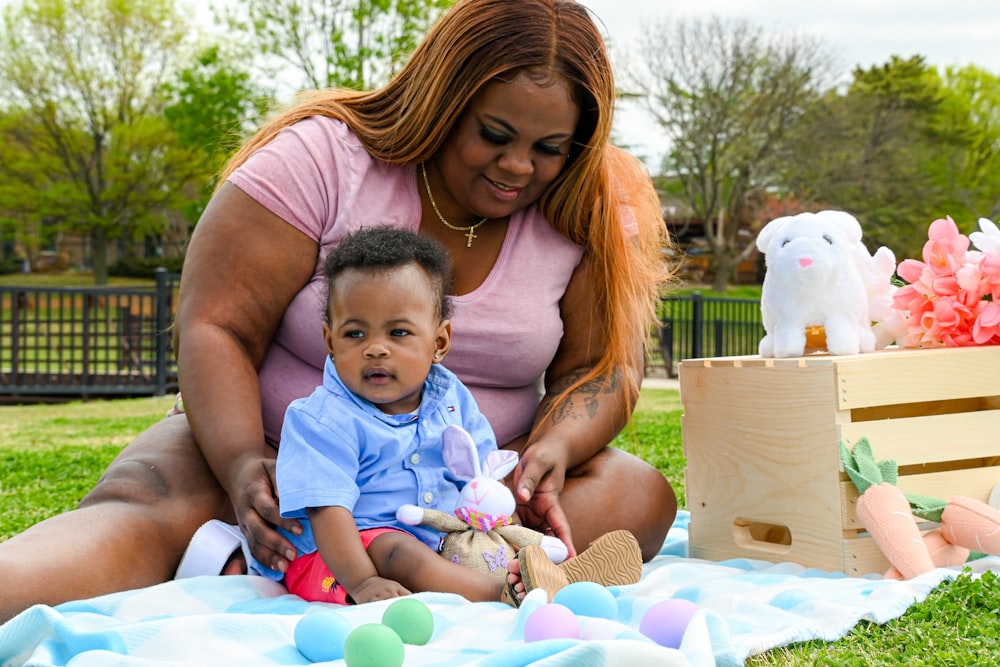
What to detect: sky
<box><xmin>582</xmin><ymin>0</ymin><xmax>1000</xmax><ymax>169</ymax></box>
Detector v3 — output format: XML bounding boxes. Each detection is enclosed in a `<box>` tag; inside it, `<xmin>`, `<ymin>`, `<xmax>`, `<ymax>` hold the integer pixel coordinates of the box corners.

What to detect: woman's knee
<box><xmin>80</xmin><ymin>416</ymin><xmax>225</xmax><ymax>514</ymax></box>
<box><xmin>569</xmin><ymin>448</ymin><xmax>677</xmax><ymax>562</ymax></box>
<box><xmin>635</xmin><ymin>464</ymin><xmax>677</xmax><ymax>560</ymax></box>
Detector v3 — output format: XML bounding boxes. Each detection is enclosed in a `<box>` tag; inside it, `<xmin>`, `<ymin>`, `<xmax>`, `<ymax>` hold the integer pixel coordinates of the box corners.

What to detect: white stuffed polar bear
<box><xmin>757</xmin><ymin>210</ymin><xmax>882</xmax><ymax>358</ymax></box>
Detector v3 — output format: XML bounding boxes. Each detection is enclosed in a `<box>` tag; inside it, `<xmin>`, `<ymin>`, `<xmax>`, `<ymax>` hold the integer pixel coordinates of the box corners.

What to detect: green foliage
<box><xmin>109</xmin><ymin>254</ymin><xmax>184</xmax><ymax>278</ymax></box>
<box><xmin>627</xmin><ymin>15</ymin><xmax>834</xmax><ymax>290</ymax></box>
<box><xmin>783</xmin><ymin>55</ymin><xmax>1000</xmax><ymax>260</ymax></box>
<box><xmin>938</xmin><ymin>65</ymin><xmax>1000</xmax><ymax>221</ymax></box>
<box><xmin>0</xmin><ymin>256</ymin><xmax>21</xmax><ymax>275</ymax></box>
<box><xmin>0</xmin><ymin>0</ymin><xmax>204</xmax><ymax>283</ymax></box>
<box><xmin>162</xmin><ymin>45</ymin><xmax>272</xmax><ymax>223</ymax></box>
<box><xmin>221</xmin><ymin>0</ymin><xmax>452</xmax><ymax>91</ymax></box>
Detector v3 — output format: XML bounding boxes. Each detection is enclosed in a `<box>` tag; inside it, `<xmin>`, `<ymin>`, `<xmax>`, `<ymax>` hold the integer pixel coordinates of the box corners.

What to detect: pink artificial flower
<box><xmin>889</xmin><ymin>216</ymin><xmax>999</xmax><ymax>349</ymax></box>
<box><xmin>922</xmin><ymin>217</ymin><xmax>969</xmax><ymax>276</ymax></box>
<box><xmin>980</xmin><ymin>250</ymin><xmax>1000</xmax><ymax>300</ymax></box>
<box><xmin>973</xmin><ymin>301</ymin><xmax>1000</xmax><ymax>345</ymax></box>
<box><xmin>895</xmin><ymin>258</ymin><xmax>926</xmax><ymax>285</ymax></box>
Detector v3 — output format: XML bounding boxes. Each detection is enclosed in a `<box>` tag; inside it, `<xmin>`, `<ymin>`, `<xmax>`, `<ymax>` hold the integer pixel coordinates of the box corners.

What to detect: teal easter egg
<box><xmin>552</xmin><ymin>581</ymin><xmax>618</xmax><ymax>619</ymax></box>
<box><xmin>293</xmin><ymin>611</ymin><xmax>353</xmax><ymax>662</ymax></box>
<box><xmin>381</xmin><ymin>597</ymin><xmax>435</xmax><ymax>645</ymax></box>
<box><xmin>344</xmin><ymin>623</ymin><xmax>405</xmax><ymax>667</ymax></box>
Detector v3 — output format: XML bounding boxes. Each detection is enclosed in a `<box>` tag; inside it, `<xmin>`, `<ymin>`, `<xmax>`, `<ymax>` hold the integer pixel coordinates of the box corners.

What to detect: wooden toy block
<box><xmin>680</xmin><ymin>346</ymin><xmax>1000</xmax><ymax>575</ymax></box>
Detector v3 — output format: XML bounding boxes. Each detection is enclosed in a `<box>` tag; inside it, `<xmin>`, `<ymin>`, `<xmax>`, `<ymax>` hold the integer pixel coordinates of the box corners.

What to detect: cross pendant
<box><xmin>465</xmin><ymin>229</ymin><xmax>477</xmax><ymax>247</ymax></box>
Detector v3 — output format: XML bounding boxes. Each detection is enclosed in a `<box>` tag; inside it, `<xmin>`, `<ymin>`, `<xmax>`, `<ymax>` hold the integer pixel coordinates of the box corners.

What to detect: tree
<box><xmin>162</xmin><ymin>45</ymin><xmax>272</xmax><ymax>225</ymax></box>
<box><xmin>938</xmin><ymin>65</ymin><xmax>1000</xmax><ymax>221</ymax></box>
<box><xmin>624</xmin><ymin>16</ymin><xmax>834</xmax><ymax>291</ymax></box>
<box><xmin>0</xmin><ymin>0</ymin><xmax>202</xmax><ymax>283</ymax></box>
<box><xmin>219</xmin><ymin>0</ymin><xmax>452</xmax><ymax>92</ymax></box>
<box><xmin>781</xmin><ymin>56</ymin><xmax>998</xmax><ymax>260</ymax></box>
<box><xmin>0</xmin><ymin>111</ymin><xmax>65</xmax><ymax>268</ymax></box>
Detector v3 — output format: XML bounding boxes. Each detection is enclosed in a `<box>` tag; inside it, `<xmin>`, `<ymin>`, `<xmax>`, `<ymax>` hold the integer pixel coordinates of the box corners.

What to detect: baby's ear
<box><xmin>433</xmin><ymin>319</ymin><xmax>452</xmax><ymax>364</ymax></box>
<box><xmin>442</xmin><ymin>425</ymin><xmax>480</xmax><ymax>480</ymax></box>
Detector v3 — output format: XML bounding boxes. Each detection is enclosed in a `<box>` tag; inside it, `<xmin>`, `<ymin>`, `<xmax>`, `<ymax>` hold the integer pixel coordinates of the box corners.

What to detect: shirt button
<box><xmin>410</xmin><ymin>453</ymin><xmax>420</xmax><ymax>465</ymax></box>
<box><xmin>423</xmin><ymin>492</ymin><xmax>433</xmax><ymax>504</ymax></box>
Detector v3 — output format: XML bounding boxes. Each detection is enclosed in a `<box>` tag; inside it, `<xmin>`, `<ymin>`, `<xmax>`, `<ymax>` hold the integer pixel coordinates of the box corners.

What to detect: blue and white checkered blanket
<box><xmin>0</xmin><ymin>512</ymin><xmax>976</xmax><ymax>667</ymax></box>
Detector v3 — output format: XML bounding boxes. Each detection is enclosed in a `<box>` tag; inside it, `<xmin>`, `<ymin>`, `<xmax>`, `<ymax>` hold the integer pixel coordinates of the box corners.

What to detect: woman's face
<box><xmin>432</xmin><ymin>70</ymin><xmax>581</xmax><ymax>222</ymax></box>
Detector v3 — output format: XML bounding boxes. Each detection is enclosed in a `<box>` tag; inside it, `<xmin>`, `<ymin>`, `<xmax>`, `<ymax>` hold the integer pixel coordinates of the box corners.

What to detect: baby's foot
<box><xmin>501</xmin><ymin>556</ymin><xmax>526</xmax><ymax>606</ymax></box>
<box><xmin>221</xmin><ymin>549</ymin><xmax>248</xmax><ymax>576</ymax></box>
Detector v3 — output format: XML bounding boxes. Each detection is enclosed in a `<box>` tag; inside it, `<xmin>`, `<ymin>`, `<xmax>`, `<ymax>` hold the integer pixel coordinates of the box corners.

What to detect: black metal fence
<box><xmin>648</xmin><ymin>293</ymin><xmax>764</xmax><ymax>378</ymax></box>
<box><xmin>0</xmin><ymin>269</ymin><xmax>180</xmax><ymax>401</ymax></box>
<box><xmin>1</xmin><ymin>277</ymin><xmax>762</xmax><ymax>398</ymax></box>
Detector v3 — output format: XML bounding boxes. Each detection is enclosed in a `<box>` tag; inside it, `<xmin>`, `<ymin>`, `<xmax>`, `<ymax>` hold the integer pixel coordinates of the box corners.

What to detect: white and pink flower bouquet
<box><xmin>889</xmin><ymin>217</ymin><xmax>1000</xmax><ymax>348</ymax></box>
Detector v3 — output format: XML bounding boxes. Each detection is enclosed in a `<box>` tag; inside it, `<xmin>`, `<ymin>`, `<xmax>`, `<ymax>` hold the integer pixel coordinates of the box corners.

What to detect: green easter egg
<box><xmin>343</xmin><ymin>623</ymin><xmax>404</xmax><ymax>667</ymax></box>
<box><xmin>381</xmin><ymin>598</ymin><xmax>435</xmax><ymax>645</ymax></box>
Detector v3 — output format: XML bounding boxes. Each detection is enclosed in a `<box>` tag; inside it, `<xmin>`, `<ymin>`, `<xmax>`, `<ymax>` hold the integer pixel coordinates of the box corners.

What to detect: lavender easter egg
<box><xmin>639</xmin><ymin>599</ymin><xmax>698</xmax><ymax>649</ymax></box>
<box><xmin>523</xmin><ymin>603</ymin><xmax>580</xmax><ymax>643</ymax></box>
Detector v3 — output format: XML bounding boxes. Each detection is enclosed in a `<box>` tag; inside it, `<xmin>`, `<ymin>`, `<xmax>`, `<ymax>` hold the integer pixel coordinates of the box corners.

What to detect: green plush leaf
<box><xmin>907</xmin><ymin>493</ymin><xmax>948</xmax><ymax>522</ymax></box>
<box><xmin>852</xmin><ymin>438</ymin><xmax>886</xmax><ymax>484</ymax></box>
<box><xmin>878</xmin><ymin>459</ymin><xmax>899</xmax><ymax>486</ymax></box>
<box><xmin>840</xmin><ymin>436</ymin><xmax>907</xmax><ymax>496</ymax></box>
<box><xmin>840</xmin><ymin>440</ymin><xmax>871</xmax><ymax>493</ymax></box>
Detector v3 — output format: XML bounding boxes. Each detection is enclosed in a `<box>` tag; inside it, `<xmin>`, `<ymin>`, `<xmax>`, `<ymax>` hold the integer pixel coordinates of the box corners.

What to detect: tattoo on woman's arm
<box><xmin>544</xmin><ymin>369</ymin><xmax>622</xmax><ymax>424</ymax></box>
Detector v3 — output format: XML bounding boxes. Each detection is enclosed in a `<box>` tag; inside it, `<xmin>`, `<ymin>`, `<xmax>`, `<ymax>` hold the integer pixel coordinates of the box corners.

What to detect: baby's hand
<box><xmin>350</xmin><ymin>576</ymin><xmax>411</xmax><ymax>604</ymax></box>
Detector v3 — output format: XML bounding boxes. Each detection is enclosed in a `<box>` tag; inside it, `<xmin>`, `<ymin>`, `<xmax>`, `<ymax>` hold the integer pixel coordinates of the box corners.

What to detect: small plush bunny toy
<box><xmin>396</xmin><ymin>425</ymin><xmax>569</xmax><ymax>580</ymax></box>
<box><xmin>757</xmin><ymin>210</ymin><xmax>878</xmax><ymax>358</ymax></box>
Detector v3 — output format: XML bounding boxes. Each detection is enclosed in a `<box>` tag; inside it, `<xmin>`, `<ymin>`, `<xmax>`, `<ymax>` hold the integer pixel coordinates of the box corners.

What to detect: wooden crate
<box><xmin>680</xmin><ymin>346</ymin><xmax>1000</xmax><ymax>575</ymax></box>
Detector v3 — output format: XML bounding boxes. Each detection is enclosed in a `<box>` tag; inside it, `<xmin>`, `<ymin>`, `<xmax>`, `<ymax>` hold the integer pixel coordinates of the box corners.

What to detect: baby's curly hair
<box><xmin>323</xmin><ymin>226</ymin><xmax>454</xmax><ymax>322</ymax></box>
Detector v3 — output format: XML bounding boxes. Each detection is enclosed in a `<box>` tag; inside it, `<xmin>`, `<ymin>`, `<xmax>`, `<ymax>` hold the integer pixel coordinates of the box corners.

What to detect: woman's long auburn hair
<box><xmin>219</xmin><ymin>0</ymin><xmax>672</xmax><ymax>413</ymax></box>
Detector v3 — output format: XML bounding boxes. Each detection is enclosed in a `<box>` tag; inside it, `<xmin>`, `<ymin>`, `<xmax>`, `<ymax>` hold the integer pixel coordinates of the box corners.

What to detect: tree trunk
<box><xmin>91</xmin><ymin>228</ymin><xmax>109</xmax><ymax>285</ymax></box>
<box><xmin>711</xmin><ymin>255</ymin><xmax>737</xmax><ymax>292</ymax></box>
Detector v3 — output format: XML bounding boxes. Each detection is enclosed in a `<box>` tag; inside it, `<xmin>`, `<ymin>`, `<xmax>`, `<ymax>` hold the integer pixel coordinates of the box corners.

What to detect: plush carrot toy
<box><xmin>841</xmin><ymin>438</ymin><xmax>936</xmax><ymax>579</ymax></box>
<box><xmin>841</xmin><ymin>437</ymin><xmax>1000</xmax><ymax>579</ymax></box>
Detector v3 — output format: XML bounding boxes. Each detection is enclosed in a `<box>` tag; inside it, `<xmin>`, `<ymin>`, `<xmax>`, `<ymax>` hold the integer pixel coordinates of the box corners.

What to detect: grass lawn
<box><xmin>0</xmin><ymin>272</ymin><xmax>156</xmax><ymax>288</ymax></box>
<box><xmin>2</xmin><ymin>389</ymin><xmax>998</xmax><ymax>665</ymax></box>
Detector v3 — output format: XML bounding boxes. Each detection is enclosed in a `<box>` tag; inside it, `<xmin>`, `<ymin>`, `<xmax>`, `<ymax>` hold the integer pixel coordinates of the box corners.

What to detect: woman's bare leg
<box><xmin>563</xmin><ymin>447</ymin><xmax>676</xmax><ymax>561</ymax></box>
<box><xmin>0</xmin><ymin>416</ymin><xmax>234</xmax><ymax>623</ymax></box>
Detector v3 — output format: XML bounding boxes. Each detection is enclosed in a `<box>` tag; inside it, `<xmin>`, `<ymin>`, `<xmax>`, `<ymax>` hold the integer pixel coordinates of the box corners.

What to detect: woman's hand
<box><xmin>511</xmin><ymin>438</ymin><xmax>577</xmax><ymax>558</ymax></box>
<box><xmin>231</xmin><ymin>456</ymin><xmax>302</xmax><ymax>573</ymax></box>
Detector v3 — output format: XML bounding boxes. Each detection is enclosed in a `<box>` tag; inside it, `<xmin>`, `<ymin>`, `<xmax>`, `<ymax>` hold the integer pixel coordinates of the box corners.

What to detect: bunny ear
<box><xmin>442</xmin><ymin>425</ymin><xmax>481</xmax><ymax>480</ymax></box>
<box><xmin>817</xmin><ymin>210</ymin><xmax>863</xmax><ymax>243</ymax></box>
<box><xmin>483</xmin><ymin>450</ymin><xmax>519</xmax><ymax>481</ymax></box>
<box><xmin>756</xmin><ymin>216</ymin><xmax>791</xmax><ymax>252</ymax></box>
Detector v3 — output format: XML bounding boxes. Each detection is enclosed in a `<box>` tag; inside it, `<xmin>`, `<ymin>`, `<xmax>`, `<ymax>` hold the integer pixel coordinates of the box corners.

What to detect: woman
<box><xmin>0</xmin><ymin>0</ymin><xmax>675</xmax><ymax>622</ymax></box>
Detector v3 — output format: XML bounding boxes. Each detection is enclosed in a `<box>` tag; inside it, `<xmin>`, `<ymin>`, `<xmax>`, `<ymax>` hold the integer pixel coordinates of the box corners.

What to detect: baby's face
<box><xmin>324</xmin><ymin>264</ymin><xmax>449</xmax><ymax>415</ymax></box>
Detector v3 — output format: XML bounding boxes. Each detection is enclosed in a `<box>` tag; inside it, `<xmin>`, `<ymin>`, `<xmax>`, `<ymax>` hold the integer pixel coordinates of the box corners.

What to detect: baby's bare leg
<box><xmin>367</xmin><ymin>532</ymin><xmax>505</xmax><ymax>603</ymax></box>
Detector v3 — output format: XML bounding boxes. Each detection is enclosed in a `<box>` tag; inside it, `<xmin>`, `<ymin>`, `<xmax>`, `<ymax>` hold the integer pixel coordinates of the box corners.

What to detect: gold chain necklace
<box><xmin>420</xmin><ymin>162</ymin><xmax>488</xmax><ymax>247</ymax></box>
